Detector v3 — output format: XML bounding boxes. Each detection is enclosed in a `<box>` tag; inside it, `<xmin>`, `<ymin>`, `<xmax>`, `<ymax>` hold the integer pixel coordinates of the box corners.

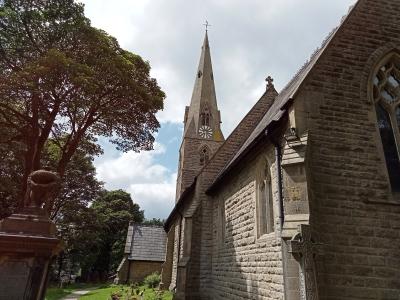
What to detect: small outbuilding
<box><xmin>117</xmin><ymin>223</ymin><xmax>166</xmax><ymax>284</ymax></box>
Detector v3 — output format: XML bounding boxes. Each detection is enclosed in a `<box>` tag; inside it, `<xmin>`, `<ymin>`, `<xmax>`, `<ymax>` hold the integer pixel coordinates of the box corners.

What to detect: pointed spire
<box><xmin>184</xmin><ymin>30</ymin><xmax>223</xmax><ymax>141</ymax></box>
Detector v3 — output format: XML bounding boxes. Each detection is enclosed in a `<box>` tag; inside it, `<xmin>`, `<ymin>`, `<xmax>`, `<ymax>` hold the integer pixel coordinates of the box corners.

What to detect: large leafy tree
<box><xmin>86</xmin><ymin>190</ymin><xmax>144</xmax><ymax>280</ymax></box>
<box><xmin>0</xmin><ymin>0</ymin><xmax>165</xmax><ymax>207</ymax></box>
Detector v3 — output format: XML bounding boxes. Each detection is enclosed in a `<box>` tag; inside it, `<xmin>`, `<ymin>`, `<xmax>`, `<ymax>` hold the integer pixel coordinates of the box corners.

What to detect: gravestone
<box><xmin>0</xmin><ymin>170</ymin><xmax>63</xmax><ymax>300</ymax></box>
<box><xmin>288</xmin><ymin>224</ymin><xmax>322</xmax><ymax>300</ymax></box>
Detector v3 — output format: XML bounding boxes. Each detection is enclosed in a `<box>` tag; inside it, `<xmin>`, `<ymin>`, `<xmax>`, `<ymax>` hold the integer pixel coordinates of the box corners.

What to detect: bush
<box><xmin>143</xmin><ymin>272</ymin><xmax>161</xmax><ymax>288</ymax></box>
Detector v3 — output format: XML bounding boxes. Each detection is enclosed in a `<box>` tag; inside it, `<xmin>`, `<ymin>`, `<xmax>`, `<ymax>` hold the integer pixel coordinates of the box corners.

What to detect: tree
<box><xmin>0</xmin><ymin>0</ymin><xmax>165</xmax><ymax>208</ymax></box>
<box><xmin>0</xmin><ymin>138</ymin><xmax>103</xmax><ymax>220</ymax></box>
<box><xmin>87</xmin><ymin>190</ymin><xmax>144</xmax><ymax>280</ymax></box>
<box><xmin>142</xmin><ymin>218</ymin><xmax>165</xmax><ymax>226</ymax></box>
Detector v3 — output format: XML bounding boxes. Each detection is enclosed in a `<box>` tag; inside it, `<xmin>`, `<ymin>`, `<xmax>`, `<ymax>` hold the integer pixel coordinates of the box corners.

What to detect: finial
<box><xmin>203</xmin><ymin>20</ymin><xmax>211</xmax><ymax>31</ymax></box>
<box><xmin>266</xmin><ymin>76</ymin><xmax>274</xmax><ymax>89</ymax></box>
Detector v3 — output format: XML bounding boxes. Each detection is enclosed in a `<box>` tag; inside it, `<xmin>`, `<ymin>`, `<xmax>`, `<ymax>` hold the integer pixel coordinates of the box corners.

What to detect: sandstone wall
<box><xmin>296</xmin><ymin>0</ymin><xmax>400</xmax><ymax>298</ymax></box>
<box><xmin>210</xmin><ymin>144</ymin><xmax>284</xmax><ymax>299</ymax></box>
<box><xmin>127</xmin><ymin>261</ymin><xmax>163</xmax><ymax>284</ymax></box>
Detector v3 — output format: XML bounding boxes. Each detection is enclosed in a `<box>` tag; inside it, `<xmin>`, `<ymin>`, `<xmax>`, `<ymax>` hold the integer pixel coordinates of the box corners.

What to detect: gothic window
<box><xmin>200</xmin><ymin>107</ymin><xmax>211</xmax><ymax>127</ymax></box>
<box><xmin>372</xmin><ymin>53</ymin><xmax>400</xmax><ymax>192</ymax></box>
<box><xmin>256</xmin><ymin>162</ymin><xmax>274</xmax><ymax>237</ymax></box>
<box><xmin>199</xmin><ymin>146</ymin><xmax>210</xmax><ymax>166</ymax></box>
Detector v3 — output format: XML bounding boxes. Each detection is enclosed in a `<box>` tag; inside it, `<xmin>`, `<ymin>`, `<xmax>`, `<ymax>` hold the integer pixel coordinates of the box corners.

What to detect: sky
<box><xmin>81</xmin><ymin>0</ymin><xmax>357</xmax><ymax>219</ymax></box>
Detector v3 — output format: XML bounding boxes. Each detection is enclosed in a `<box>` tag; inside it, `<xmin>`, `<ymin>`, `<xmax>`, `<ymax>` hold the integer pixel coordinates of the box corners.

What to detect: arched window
<box><xmin>200</xmin><ymin>107</ymin><xmax>211</xmax><ymax>127</ymax></box>
<box><xmin>372</xmin><ymin>53</ymin><xmax>400</xmax><ymax>192</ymax></box>
<box><xmin>256</xmin><ymin>162</ymin><xmax>274</xmax><ymax>237</ymax></box>
<box><xmin>199</xmin><ymin>146</ymin><xmax>210</xmax><ymax>166</ymax></box>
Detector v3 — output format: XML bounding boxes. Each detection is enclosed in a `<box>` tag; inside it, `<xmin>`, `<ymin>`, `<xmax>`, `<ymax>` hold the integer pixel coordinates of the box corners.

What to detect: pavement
<box><xmin>61</xmin><ymin>290</ymin><xmax>91</xmax><ymax>300</ymax></box>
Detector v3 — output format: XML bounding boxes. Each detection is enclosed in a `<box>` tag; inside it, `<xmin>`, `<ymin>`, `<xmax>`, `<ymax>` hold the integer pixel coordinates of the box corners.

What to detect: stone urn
<box><xmin>0</xmin><ymin>170</ymin><xmax>63</xmax><ymax>300</ymax></box>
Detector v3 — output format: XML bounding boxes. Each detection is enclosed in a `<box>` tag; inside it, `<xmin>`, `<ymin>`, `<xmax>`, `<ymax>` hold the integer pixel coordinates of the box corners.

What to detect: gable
<box><xmin>208</xmin><ymin>1</ymin><xmax>362</xmax><ymax>190</ymax></box>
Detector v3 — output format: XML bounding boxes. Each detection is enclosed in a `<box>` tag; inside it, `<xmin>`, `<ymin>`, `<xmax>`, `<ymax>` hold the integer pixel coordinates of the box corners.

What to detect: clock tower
<box><xmin>176</xmin><ymin>31</ymin><xmax>224</xmax><ymax>199</ymax></box>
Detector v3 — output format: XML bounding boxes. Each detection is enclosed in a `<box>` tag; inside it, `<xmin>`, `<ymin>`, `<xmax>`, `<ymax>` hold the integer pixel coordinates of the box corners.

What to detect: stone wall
<box><xmin>170</xmin><ymin>220</ymin><xmax>180</xmax><ymax>290</ymax></box>
<box><xmin>127</xmin><ymin>260</ymin><xmax>163</xmax><ymax>284</ymax></box>
<box><xmin>210</xmin><ymin>143</ymin><xmax>284</xmax><ymax>299</ymax></box>
<box><xmin>294</xmin><ymin>0</ymin><xmax>400</xmax><ymax>298</ymax></box>
<box><xmin>161</xmin><ymin>226</ymin><xmax>175</xmax><ymax>289</ymax></box>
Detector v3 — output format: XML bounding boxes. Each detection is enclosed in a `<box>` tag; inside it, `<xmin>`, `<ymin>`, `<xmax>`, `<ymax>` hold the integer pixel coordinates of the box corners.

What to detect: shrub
<box><xmin>143</xmin><ymin>272</ymin><xmax>161</xmax><ymax>288</ymax></box>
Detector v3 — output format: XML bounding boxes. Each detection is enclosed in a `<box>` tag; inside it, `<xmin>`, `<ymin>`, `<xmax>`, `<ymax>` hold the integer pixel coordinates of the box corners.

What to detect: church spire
<box><xmin>183</xmin><ymin>30</ymin><xmax>224</xmax><ymax>141</ymax></box>
<box><xmin>176</xmin><ymin>30</ymin><xmax>224</xmax><ymax>199</ymax></box>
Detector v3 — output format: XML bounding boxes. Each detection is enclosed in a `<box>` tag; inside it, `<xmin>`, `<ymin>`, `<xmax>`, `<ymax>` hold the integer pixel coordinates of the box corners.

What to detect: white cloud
<box><xmin>127</xmin><ymin>173</ymin><xmax>177</xmax><ymax>220</ymax></box>
<box><xmin>85</xmin><ymin>0</ymin><xmax>357</xmax><ymax>219</ymax></box>
<box><xmin>82</xmin><ymin>0</ymin><xmax>356</xmax><ymax>135</ymax></box>
<box><xmin>95</xmin><ymin>143</ymin><xmax>175</xmax><ymax>219</ymax></box>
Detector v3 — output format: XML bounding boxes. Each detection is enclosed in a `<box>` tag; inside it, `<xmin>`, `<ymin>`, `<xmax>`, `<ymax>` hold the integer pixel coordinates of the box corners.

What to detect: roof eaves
<box><xmin>164</xmin><ymin>178</ymin><xmax>197</xmax><ymax>231</ymax></box>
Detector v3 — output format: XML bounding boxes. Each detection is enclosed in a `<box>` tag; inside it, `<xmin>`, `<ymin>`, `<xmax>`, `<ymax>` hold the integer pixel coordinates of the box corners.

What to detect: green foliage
<box><xmin>143</xmin><ymin>272</ymin><xmax>161</xmax><ymax>289</ymax></box>
<box><xmin>0</xmin><ymin>0</ymin><xmax>165</xmax><ymax>210</ymax></box>
<box><xmin>82</xmin><ymin>190</ymin><xmax>144</xmax><ymax>280</ymax></box>
<box><xmin>69</xmin><ymin>284</ymin><xmax>173</xmax><ymax>300</ymax></box>
<box><xmin>142</xmin><ymin>218</ymin><xmax>165</xmax><ymax>226</ymax></box>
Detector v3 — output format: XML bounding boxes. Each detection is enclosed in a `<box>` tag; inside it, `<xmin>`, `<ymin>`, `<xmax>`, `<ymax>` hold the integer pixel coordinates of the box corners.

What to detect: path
<box><xmin>61</xmin><ymin>289</ymin><xmax>91</xmax><ymax>300</ymax></box>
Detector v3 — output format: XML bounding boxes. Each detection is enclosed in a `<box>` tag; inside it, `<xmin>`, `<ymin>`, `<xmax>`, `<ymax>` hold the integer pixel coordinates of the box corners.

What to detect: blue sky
<box><xmin>83</xmin><ymin>0</ymin><xmax>357</xmax><ymax>219</ymax></box>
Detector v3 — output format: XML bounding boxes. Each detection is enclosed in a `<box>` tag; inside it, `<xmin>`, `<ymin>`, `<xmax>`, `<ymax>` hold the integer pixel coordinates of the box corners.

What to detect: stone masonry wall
<box><xmin>210</xmin><ymin>143</ymin><xmax>284</xmax><ymax>299</ymax></box>
<box><xmin>170</xmin><ymin>220</ymin><xmax>180</xmax><ymax>290</ymax></box>
<box><xmin>128</xmin><ymin>261</ymin><xmax>163</xmax><ymax>284</ymax></box>
<box><xmin>295</xmin><ymin>0</ymin><xmax>400</xmax><ymax>299</ymax></box>
<box><xmin>196</xmin><ymin>88</ymin><xmax>279</xmax><ymax>297</ymax></box>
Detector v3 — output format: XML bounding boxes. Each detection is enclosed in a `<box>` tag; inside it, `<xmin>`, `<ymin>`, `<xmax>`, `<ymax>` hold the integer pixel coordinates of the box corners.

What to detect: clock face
<box><xmin>199</xmin><ymin>126</ymin><xmax>213</xmax><ymax>139</ymax></box>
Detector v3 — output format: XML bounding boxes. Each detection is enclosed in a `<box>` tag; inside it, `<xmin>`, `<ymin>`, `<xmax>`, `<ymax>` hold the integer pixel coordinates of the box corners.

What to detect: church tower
<box><xmin>176</xmin><ymin>31</ymin><xmax>224</xmax><ymax>199</ymax></box>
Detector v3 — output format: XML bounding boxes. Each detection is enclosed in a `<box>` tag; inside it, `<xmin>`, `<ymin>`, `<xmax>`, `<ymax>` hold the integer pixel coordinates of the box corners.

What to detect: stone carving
<box><xmin>24</xmin><ymin>170</ymin><xmax>60</xmax><ymax>215</ymax></box>
<box><xmin>288</xmin><ymin>224</ymin><xmax>321</xmax><ymax>300</ymax></box>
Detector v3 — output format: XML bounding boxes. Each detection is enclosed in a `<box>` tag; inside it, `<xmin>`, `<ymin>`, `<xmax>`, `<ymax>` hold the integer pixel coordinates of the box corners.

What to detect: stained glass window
<box><xmin>373</xmin><ymin>54</ymin><xmax>400</xmax><ymax>192</ymax></box>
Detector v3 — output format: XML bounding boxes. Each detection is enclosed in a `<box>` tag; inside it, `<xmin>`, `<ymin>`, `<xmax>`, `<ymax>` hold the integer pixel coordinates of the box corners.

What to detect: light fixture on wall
<box><xmin>284</xmin><ymin>127</ymin><xmax>298</xmax><ymax>142</ymax></box>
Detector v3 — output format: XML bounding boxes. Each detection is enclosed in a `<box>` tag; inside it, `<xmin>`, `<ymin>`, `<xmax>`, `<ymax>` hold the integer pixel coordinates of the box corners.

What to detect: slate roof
<box><xmin>208</xmin><ymin>2</ymin><xmax>359</xmax><ymax>191</ymax></box>
<box><xmin>124</xmin><ymin>224</ymin><xmax>167</xmax><ymax>262</ymax></box>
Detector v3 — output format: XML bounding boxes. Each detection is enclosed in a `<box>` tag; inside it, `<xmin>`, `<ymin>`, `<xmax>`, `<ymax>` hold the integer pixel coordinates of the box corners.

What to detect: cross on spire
<box><xmin>266</xmin><ymin>76</ymin><xmax>274</xmax><ymax>89</ymax></box>
<box><xmin>203</xmin><ymin>20</ymin><xmax>211</xmax><ymax>31</ymax></box>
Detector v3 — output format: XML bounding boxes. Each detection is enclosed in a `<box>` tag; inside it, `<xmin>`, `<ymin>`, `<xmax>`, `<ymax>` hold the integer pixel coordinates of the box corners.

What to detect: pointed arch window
<box><xmin>200</xmin><ymin>107</ymin><xmax>211</xmax><ymax>127</ymax></box>
<box><xmin>372</xmin><ymin>53</ymin><xmax>400</xmax><ymax>192</ymax></box>
<box><xmin>256</xmin><ymin>162</ymin><xmax>274</xmax><ymax>237</ymax></box>
<box><xmin>199</xmin><ymin>145</ymin><xmax>210</xmax><ymax>166</ymax></box>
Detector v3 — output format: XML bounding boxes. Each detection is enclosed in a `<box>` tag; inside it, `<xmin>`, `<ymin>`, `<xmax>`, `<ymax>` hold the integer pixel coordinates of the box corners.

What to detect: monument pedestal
<box><xmin>0</xmin><ymin>171</ymin><xmax>63</xmax><ymax>300</ymax></box>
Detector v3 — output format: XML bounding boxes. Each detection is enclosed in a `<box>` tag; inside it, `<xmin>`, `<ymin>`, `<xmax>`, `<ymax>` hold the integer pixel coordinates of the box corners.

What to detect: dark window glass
<box><xmin>200</xmin><ymin>147</ymin><xmax>209</xmax><ymax>166</ymax></box>
<box><xmin>376</xmin><ymin>104</ymin><xmax>400</xmax><ymax>192</ymax></box>
<box><xmin>201</xmin><ymin>112</ymin><xmax>210</xmax><ymax>127</ymax></box>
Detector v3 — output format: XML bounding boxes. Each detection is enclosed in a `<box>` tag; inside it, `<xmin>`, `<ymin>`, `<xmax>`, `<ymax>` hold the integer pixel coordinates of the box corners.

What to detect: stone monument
<box><xmin>0</xmin><ymin>170</ymin><xmax>63</xmax><ymax>300</ymax></box>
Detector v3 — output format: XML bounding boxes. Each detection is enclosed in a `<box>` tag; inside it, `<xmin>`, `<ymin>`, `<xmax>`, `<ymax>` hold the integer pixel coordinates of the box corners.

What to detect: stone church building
<box><xmin>162</xmin><ymin>0</ymin><xmax>400</xmax><ymax>298</ymax></box>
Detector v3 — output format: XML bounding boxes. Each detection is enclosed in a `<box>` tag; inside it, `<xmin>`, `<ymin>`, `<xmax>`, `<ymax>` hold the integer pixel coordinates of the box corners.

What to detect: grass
<box><xmin>45</xmin><ymin>283</ymin><xmax>173</xmax><ymax>300</ymax></box>
<box><xmin>45</xmin><ymin>283</ymin><xmax>103</xmax><ymax>300</ymax></box>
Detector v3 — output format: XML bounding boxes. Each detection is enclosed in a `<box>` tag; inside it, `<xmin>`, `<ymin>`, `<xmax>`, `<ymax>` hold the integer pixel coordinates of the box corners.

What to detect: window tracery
<box><xmin>199</xmin><ymin>146</ymin><xmax>210</xmax><ymax>166</ymax></box>
<box><xmin>372</xmin><ymin>53</ymin><xmax>400</xmax><ymax>192</ymax></box>
<box><xmin>200</xmin><ymin>107</ymin><xmax>211</xmax><ymax>127</ymax></box>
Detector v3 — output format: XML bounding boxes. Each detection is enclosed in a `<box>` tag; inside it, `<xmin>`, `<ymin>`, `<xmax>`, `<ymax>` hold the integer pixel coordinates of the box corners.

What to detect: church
<box><xmin>161</xmin><ymin>0</ymin><xmax>400</xmax><ymax>299</ymax></box>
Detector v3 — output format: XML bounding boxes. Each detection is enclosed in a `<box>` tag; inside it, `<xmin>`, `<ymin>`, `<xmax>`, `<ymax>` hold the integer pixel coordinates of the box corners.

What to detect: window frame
<box><xmin>199</xmin><ymin>145</ymin><xmax>210</xmax><ymax>166</ymax></box>
<box><xmin>371</xmin><ymin>52</ymin><xmax>400</xmax><ymax>196</ymax></box>
<box><xmin>255</xmin><ymin>160</ymin><xmax>275</xmax><ymax>238</ymax></box>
